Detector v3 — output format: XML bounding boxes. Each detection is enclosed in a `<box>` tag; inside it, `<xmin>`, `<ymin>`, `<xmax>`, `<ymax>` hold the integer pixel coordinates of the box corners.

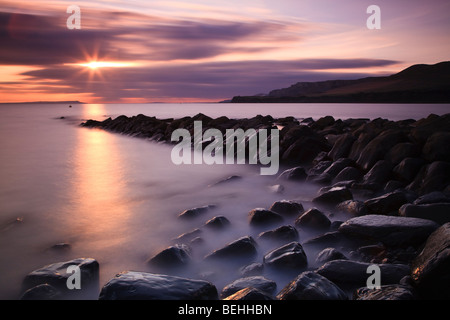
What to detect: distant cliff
<box><xmin>231</xmin><ymin>61</ymin><xmax>450</xmax><ymax>103</ymax></box>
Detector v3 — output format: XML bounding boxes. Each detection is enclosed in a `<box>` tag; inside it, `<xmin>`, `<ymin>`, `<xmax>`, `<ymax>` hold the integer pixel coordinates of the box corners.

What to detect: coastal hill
<box><xmin>231</xmin><ymin>61</ymin><xmax>450</xmax><ymax>103</ymax></box>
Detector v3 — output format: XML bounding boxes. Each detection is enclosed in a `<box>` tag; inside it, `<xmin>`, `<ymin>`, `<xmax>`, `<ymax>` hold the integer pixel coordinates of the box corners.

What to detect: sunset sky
<box><xmin>1</xmin><ymin>0</ymin><xmax>449</xmax><ymax>103</ymax></box>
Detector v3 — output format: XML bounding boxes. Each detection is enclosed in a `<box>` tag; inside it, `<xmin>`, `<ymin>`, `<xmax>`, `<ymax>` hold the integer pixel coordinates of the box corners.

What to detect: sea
<box><xmin>0</xmin><ymin>103</ymin><xmax>448</xmax><ymax>299</ymax></box>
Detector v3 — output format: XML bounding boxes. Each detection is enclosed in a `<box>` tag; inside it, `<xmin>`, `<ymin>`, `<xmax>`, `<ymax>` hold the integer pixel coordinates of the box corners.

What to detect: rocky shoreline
<box><xmin>21</xmin><ymin>112</ymin><xmax>450</xmax><ymax>300</ymax></box>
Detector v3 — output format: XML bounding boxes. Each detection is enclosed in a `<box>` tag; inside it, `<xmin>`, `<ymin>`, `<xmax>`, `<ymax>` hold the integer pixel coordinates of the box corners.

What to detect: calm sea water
<box><xmin>0</xmin><ymin>103</ymin><xmax>448</xmax><ymax>299</ymax></box>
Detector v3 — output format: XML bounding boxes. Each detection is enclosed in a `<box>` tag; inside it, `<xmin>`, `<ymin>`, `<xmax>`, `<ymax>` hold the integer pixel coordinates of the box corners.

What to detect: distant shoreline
<box><xmin>0</xmin><ymin>101</ymin><xmax>84</xmax><ymax>105</ymax></box>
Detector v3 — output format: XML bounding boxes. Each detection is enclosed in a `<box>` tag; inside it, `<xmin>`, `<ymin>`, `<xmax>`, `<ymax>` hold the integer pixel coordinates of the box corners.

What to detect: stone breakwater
<box><xmin>20</xmin><ymin>112</ymin><xmax>450</xmax><ymax>300</ymax></box>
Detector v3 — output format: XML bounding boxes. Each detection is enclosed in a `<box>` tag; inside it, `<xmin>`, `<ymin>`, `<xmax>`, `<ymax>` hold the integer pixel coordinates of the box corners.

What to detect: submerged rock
<box><xmin>204</xmin><ymin>236</ymin><xmax>257</xmax><ymax>262</ymax></box>
<box><xmin>99</xmin><ymin>271</ymin><xmax>218</xmax><ymax>300</ymax></box>
<box><xmin>363</xmin><ymin>191</ymin><xmax>409</xmax><ymax>215</ymax></box>
<box><xmin>20</xmin><ymin>284</ymin><xmax>62</xmax><ymax>300</ymax></box>
<box><xmin>354</xmin><ymin>284</ymin><xmax>416</xmax><ymax>300</ymax></box>
<box><xmin>315</xmin><ymin>248</ymin><xmax>348</xmax><ymax>265</ymax></box>
<box><xmin>312</xmin><ymin>186</ymin><xmax>353</xmax><ymax>206</ymax></box>
<box><xmin>277</xmin><ymin>166</ymin><xmax>308</xmax><ymax>181</ymax></box>
<box><xmin>269</xmin><ymin>200</ymin><xmax>304</xmax><ymax>217</ymax></box>
<box><xmin>399</xmin><ymin>203</ymin><xmax>450</xmax><ymax>225</ymax></box>
<box><xmin>178</xmin><ymin>205</ymin><xmax>216</xmax><ymax>219</ymax></box>
<box><xmin>294</xmin><ymin>208</ymin><xmax>331</xmax><ymax>231</ymax></box>
<box><xmin>147</xmin><ymin>244</ymin><xmax>191</xmax><ymax>269</ymax></box>
<box><xmin>276</xmin><ymin>271</ymin><xmax>347</xmax><ymax>300</ymax></box>
<box><xmin>258</xmin><ymin>225</ymin><xmax>299</xmax><ymax>243</ymax></box>
<box><xmin>248</xmin><ymin>208</ymin><xmax>283</xmax><ymax>227</ymax></box>
<box><xmin>223</xmin><ymin>287</ymin><xmax>273</xmax><ymax>300</ymax></box>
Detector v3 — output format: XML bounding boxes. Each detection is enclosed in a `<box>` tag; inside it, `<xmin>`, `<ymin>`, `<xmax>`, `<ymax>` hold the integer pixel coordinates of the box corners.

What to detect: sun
<box><xmin>79</xmin><ymin>61</ymin><xmax>133</xmax><ymax>69</ymax></box>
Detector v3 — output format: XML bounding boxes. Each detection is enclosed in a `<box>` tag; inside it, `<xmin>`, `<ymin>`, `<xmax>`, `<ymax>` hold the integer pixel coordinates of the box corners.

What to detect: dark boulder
<box><xmin>354</xmin><ymin>284</ymin><xmax>416</xmax><ymax>300</ymax></box>
<box><xmin>413</xmin><ymin>191</ymin><xmax>450</xmax><ymax>205</ymax></box>
<box><xmin>399</xmin><ymin>203</ymin><xmax>450</xmax><ymax>225</ymax></box>
<box><xmin>328</xmin><ymin>133</ymin><xmax>356</xmax><ymax>161</ymax></box>
<box><xmin>294</xmin><ymin>208</ymin><xmax>331</xmax><ymax>231</ymax></box>
<box><xmin>333</xmin><ymin>167</ymin><xmax>363</xmax><ymax>183</ymax></box>
<box><xmin>385</xmin><ymin>142</ymin><xmax>420</xmax><ymax>165</ymax></box>
<box><xmin>410</xmin><ymin>222</ymin><xmax>450</xmax><ymax>299</ymax></box>
<box><xmin>422</xmin><ymin>132</ymin><xmax>450</xmax><ymax>162</ymax></box>
<box><xmin>263</xmin><ymin>242</ymin><xmax>308</xmax><ymax>271</ymax></box>
<box><xmin>312</xmin><ymin>186</ymin><xmax>353</xmax><ymax>206</ymax></box>
<box><xmin>338</xmin><ymin>215</ymin><xmax>439</xmax><ymax>247</ymax></box>
<box><xmin>20</xmin><ymin>284</ymin><xmax>62</xmax><ymax>300</ymax></box>
<box><xmin>258</xmin><ymin>225</ymin><xmax>299</xmax><ymax>243</ymax></box>
<box><xmin>363</xmin><ymin>191</ymin><xmax>409</xmax><ymax>215</ymax></box>
<box><xmin>336</xmin><ymin>200</ymin><xmax>368</xmax><ymax>217</ymax></box>
<box><xmin>147</xmin><ymin>244</ymin><xmax>191</xmax><ymax>269</ymax></box>
<box><xmin>316</xmin><ymin>260</ymin><xmax>409</xmax><ymax>289</ymax></box>
<box><xmin>393</xmin><ymin>158</ymin><xmax>425</xmax><ymax>183</ymax></box>
<box><xmin>277</xmin><ymin>166</ymin><xmax>307</xmax><ymax>181</ymax></box>
<box><xmin>178</xmin><ymin>205</ymin><xmax>216</xmax><ymax>219</ymax></box>
<box><xmin>204</xmin><ymin>236</ymin><xmax>258</xmax><ymax>262</ymax></box>
<box><xmin>223</xmin><ymin>287</ymin><xmax>273</xmax><ymax>300</ymax></box>
<box><xmin>204</xmin><ymin>216</ymin><xmax>230</xmax><ymax>229</ymax></box>
<box><xmin>220</xmin><ymin>276</ymin><xmax>277</xmax><ymax>299</ymax></box>
<box><xmin>99</xmin><ymin>271</ymin><xmax>218</xmax><ymax>300</ymax></box>
<box><xmin>276</xmin><ymin>271</ymin><xmax>347</xmax><ymax>300</ymax></box>
<box><xmin>269</xmin><ymin>200</ymin><xmax>304</xmax><ymax>217</ymax></box>
<box><xmin>248</xmin><ymin>208</ymin><xmax>283</xmax><ymax>227</ymax></box>
<box><xmin>315</xmin><ymin>248</ymin><xmax>348</xmax><ymax>265</ymax></box>
<box><xmin>407</xmin><ymin>161</ymin><xmax>450</xmax><ymax>195</ymax></box>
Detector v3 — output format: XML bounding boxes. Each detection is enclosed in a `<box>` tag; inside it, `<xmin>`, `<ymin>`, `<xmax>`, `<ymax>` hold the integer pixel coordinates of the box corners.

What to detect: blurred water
<box><xmin>0</xmin><ymin>102</ymin><xmax>448</xmax><ymax>299</ymax></box>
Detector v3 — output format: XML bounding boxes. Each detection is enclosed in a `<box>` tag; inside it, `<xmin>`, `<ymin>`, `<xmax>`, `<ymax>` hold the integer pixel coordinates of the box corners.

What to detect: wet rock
<box><xmin>413</xmin><ymin>191</ymin><xmax>450</xmax><ymax>205</ymax></box>
<box><xmin>277</xmin><ymin>271</ymin><xmax>347</xmax><ymax>300</ymax></box>
<box><xmin>269</xmin><ymin>200</ymin><xmax>304</xmax><ymax>217</ymax></box>
<box><xmin>410</xmin><ymin>222</ymin><xmax>450</xmax><ymax>299</ymax></box>
<box><xmin>422</xmin><ymin>132</ymin><xmax>450</xmax><ymax>162</ymax></box>
<box><xmin>328</xmin><ymin>133</ymin><xmax>356</xmax><ymax>161</ymax></box>
<box><xmin>383</xmin><ymin>180</ymin><xmax>406</xmax><ymax>193</ymax></box>
<box><xmin>321</xmin><ymin>158</ymin><xmax>355</xmax><ymax>179</ymax></box>
<box><xmin>385</xmin><ymin>142</ymin><xmax>420</xmax><ymax>165</ymax></box>
<box><xmin>50</xmin><ymin>243</ymin><xmax>71</xmax><ymax>251</ymax></box>
<box><xmin>315</xmin><ymin>248</ymin><xmax>348</xmax><ymax>265</ymax></box>
<box><xmin>277</xmin><ymin>166</ymin><xmax>307</xmax><ymax>181</ymax></box>
<box><xmin>172</xmin><ymin>229</ymin><xmax>202</xmax><ymax>244</ymax></box>
<box><xmin>356</xmin><ymin>129</ymin><xmax>407</xmax><ymax>171</ymax></box>
<box><xmin>239</xmin><ymin>263</ymin><xmax>264</xmax><ymax>277</ymax></box>
<box><xmin>223</xmin><ymin>287</ymin><xmax>273</xmax><ymax>300</ymax></box>
<box><xmin>22</xmin><ymin>258</ymin><xmax>99</xmax><ymax>297</ymax></box>
<box><xmin>399</xmin><ymin>203</ymin><xmax>450</xmax><ymax>225</ymax></box>
<box><xmin>354</xmin><ymin>284</ymin><xmax>416</xmax><ymax>300</ymax></box>
<box><xmin>258</xmin><ymin>225</ymin><xmax>299</xmax><ymax>243</ymax></box>
<box><xmin>248</xmin><ymin>208</ymin><xmax>283</xmax><ymax>227</ymax></box>
<box><xmin>20</xmin><ymin>284</ymin><xmax>62</xmax><ymax>300</ymax></box>
<box><xmin>333</xmin><ymin>167</ymin><xmax>363</xmax><ymax>183</ymax></box>
<box><xmin>263</xmin><ymin>242</ymin><xmax>308</xmax><ymax>271</ymax></box>
<box><xmin>338</xmin><ymin>215</ymin><xmax>439</xmax><ymax>247</ymax></box>
<box><xmin>363</xmin><ymin>191</ymin><xmax>409</xmax><ymax>215</ymax></box>
<box><xmin>99</xmin><ymin>271</ymin><xmax>218</xmax><ymax>300</ymax></box>
<box><xmin>204</xmin><ymin>236</ymin><xmax>258</xmax><ymax>262</ymax></box>
<box><xmin>336</xmin><ymin>200</ymin><xmax>368</xmax><ymax>217</ymax></box>
<box><xmin>358</xmin><ymin>160</ymin><xmax>393</xmax><ymax>191</ymax></box>
<box><xmin>220</xmin><ymin>276</ymin><xmax>277</xmax><ymax>299</ymax></box>
<box><xmin>178</xmin><ymin>205</ymin><xmax>216</xmax><ymax>219</ymax></box>
<box><xmin>316</xmin><ymin>260</ymin><xmax>409</xmax><ymax>289</ymax></box>
<box><xmin>267</xmin><ymin>184</ymin><xmax>285</xmax><ymax>194</ymax></box>
<box><xmin>307</xmin><ymin>160</ymin><xmax>332</xmax><ymax>176</ymax></box>
<box><xmin>281</xmin><ymin>127</ymin><xmax>330</xmax><ymax>164</ymax></box>
<box><xmin>407</xmin><ymin>161</ymin><xmax>450</xmax><ymax>195</ymax></box>
<box><xmin>294</xmin><ymin>208</ymin><xmax>331</xmax><ymax>231</ymax></box>
<box><xmin>204</xmin><ymin>216</ymin><xmax>230</xmax><ymax>229</ymax></box>
<box><xmin>312</xmin><ymin>186</ymin><xmax>353</xmax><ymax>206</ymax></box>
<box><xmin>409</xmin><ymin>113</ymin><xmax>450</xmax><ymax>145</ymax></box>
<box><xmin>393</xmin><ymin>158</ymin><xmax>425</xmax><ymax>183</ymax></box>
<box><xmin>147</xmin><ymin>244</ymin><xmax>192</xmax><ymax>269</ymax></box>
<box><xmin>208</xmin><ymin>175</ymin><xmax>242</xmax><ymax>187</ymax></box>
<box><xmin>302</xmin><ymin>231</ymin><xmax>347</xmax><ymax>250</ymax></box>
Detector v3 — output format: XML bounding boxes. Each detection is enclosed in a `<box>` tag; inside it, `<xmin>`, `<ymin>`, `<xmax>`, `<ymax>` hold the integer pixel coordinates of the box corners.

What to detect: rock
<box><xmin>99</xmin><ymin>271</ymin><xmax>218</xmax><ymax>300</ymax></box>
<box><xmin>209</xmin><ymin>175</ymin><xmax>241</xmax><ymax>187</ymax></box>
<box><xmin>258</xmin><ymin>225</ymin><xmax>299</xmax><ymax>243</ymax></box>
<box><xmin>410</xmin><ymin>223</ymin><xmax>450</xmax><ymax>299</ymax></box>
<box><xmin>328</xmin><ymin>133</ymin><xmax>356</xmax><ymax>161</ymax></box>
<box><xmin>204</xmin><ymin>216</ymin><xmax>230</xmax><ymax>229</ymax></box>
<box><xmin>263</xmin><ymin>242</ymin><xmax>308</xmax><ymax>271</ymax></box>
<box><xmin>407</xmin><ymin>161</ymin><xmax>450</xmax><ymax>195</ymax></box>
<box><xmin>354</xmin><ymin>284</ymin><xmax>416</xmax><ymax>300</ymax></box>
<box><xmin>277</xmin><ymin>166</ymin><xmax>307</xmax><ymax>181</ymax></box>
<box><xmin>360</xmin><ymin>160</ymin><xmax>393</xmax><ymax>190</ymax></box>
<box><xmin>281</xmin><ymin>127</ymin><xmax>330</xmax><ymax>164</ymax></box>
<box><xmin>322</xmin><ymin>158</ymin><xmax>355</xmax><ymax>179</ymax></box>
<box><xmin>302</xmin><ymin>231</ymin><xmax>348</xmax><ymax>250</ymax></box>
<box><xmin>399</xmin><ymin>203</ymin><xmax>450</xmax><ymax>225</ymax></box>
<box><xmin>223</xmin><ymin>287</ymin><xmax>273</xmax><ymax>300</ymax></box>
<box><xmin>409</xmin><ymin>113</ymin><xmax>450</xmax><ymax>145</ymax></box>
<box><xmin>294</xmin><ymin>208</ymin><xmax>331</xmax><ymax>231</ymax></box>
<box><xmin>422</xmin><ymin>132</ymin><xmax>450</xmax><ymax>162</ymax></box>
<box><xmin>413</xmin><ymin>191</ymin><xmax>450</xmax><ymax>205</ymax></box>
<box><xmin>20</xmin><ymin>284</ymin><xmax>62</xmax><ymax>300</ymax></box>
<box><xmin>316</xmin><ymin>260</ymin><xmax>409</xmax><ymax>288</ymax></box>
<box><xmin>147</xmin><ymin>244</ymin><xmax>191</xmax><ymax>269</ymax></box>
<box><xmin>336</xmin><ymin>200</ymin><xmax>368</xmax><ymax>217</ymax></box>
<box><xmin>204</xmin><ymin>236</ymin><xmax>258</xmax><ymax>262</ymax></box>
<box><xmin>50</xmin><ymin>243</ymin><xmax>71</xmax><ymax>251</ymax></box>
<box><xmin>383</xmin><ymin>180</ymin><xmax>406</xmax><ymax>193</ymax></box>
<box><xmin>239</xmin><ymin>263</ymin><xmax>264</xmax><ymax>277</ymax></box>
<box><xmin>315</xmin><ymin>248</ymin><xmax>348</xmax><ymax>265</ymax></box>
<box><xmin>363</xmin><ymin>191</ymin><xmax>409</xmax><ymax>215</ymax></box>
<box><xmin>268</xmin><ymin>200</ymin><xmax>304</xmax><ymax>217</ymax></box>
<box><xmin>22</xmin><ymin>258</ymin><xmax>99</xmax><ymax>296</ymax></box>
<box><xmin>178</xmin><ymin>205</ymin><xmax>215</xmax><ymax>219</ymax></box>
<box><xmin>393</xmin><ymin>157</ymin><xmax>425</xmax><ymax>182</ymax></box>
<box><xmin>172</xmin><ymin>229</ymin><xmax>202</xmax><ymax>244</ymax></box>
<box><xmin>333</xmin><ymin>167</ymin><xmax>363</xmax><ymax>183</ymax></box>
<box><xmin>267</xmin><ymin>184</ymin><xmax>285</xmax><ymax>194</ymax></box>
<box><xmin>338</xmin><ymin>215</ymin><xmax>439</xmax><ymax>247</ymax></box>
<box><xmin>220</xmin><ymin>276</ymin><xmax>277</xmax><ymax>299</ymax></box>
<box><xmin>307</xmin><ymin>161</ymin><xmax>332</xmax><ymax>176</ymax></box>
<box><xmin>312</xmin><ymin>186</ymin><xmax>353</xmax><ymax>206</ymax></box>
<box><xmin>356</xmin><ymin>129</ymin><xmax>407</xmax><ymax>171</ymax></box>
<box><xmin>312</xmin><ymin>115</ymin><xmax>335</xmax><ymax>130</ymax></box>
<box><xmin>248</xmin><ymin>208</ymin><xmax>283</xmax><ymax>227</ymax></box>
<box><xmin>385</xmin><ymin>142</ymin><xmax>420</xmax><ymax>165</ymax></box>
<box><xmin>276</xmin><ymin>271</ymin><xmax>347</xmax><ymax>300</ymax></box>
